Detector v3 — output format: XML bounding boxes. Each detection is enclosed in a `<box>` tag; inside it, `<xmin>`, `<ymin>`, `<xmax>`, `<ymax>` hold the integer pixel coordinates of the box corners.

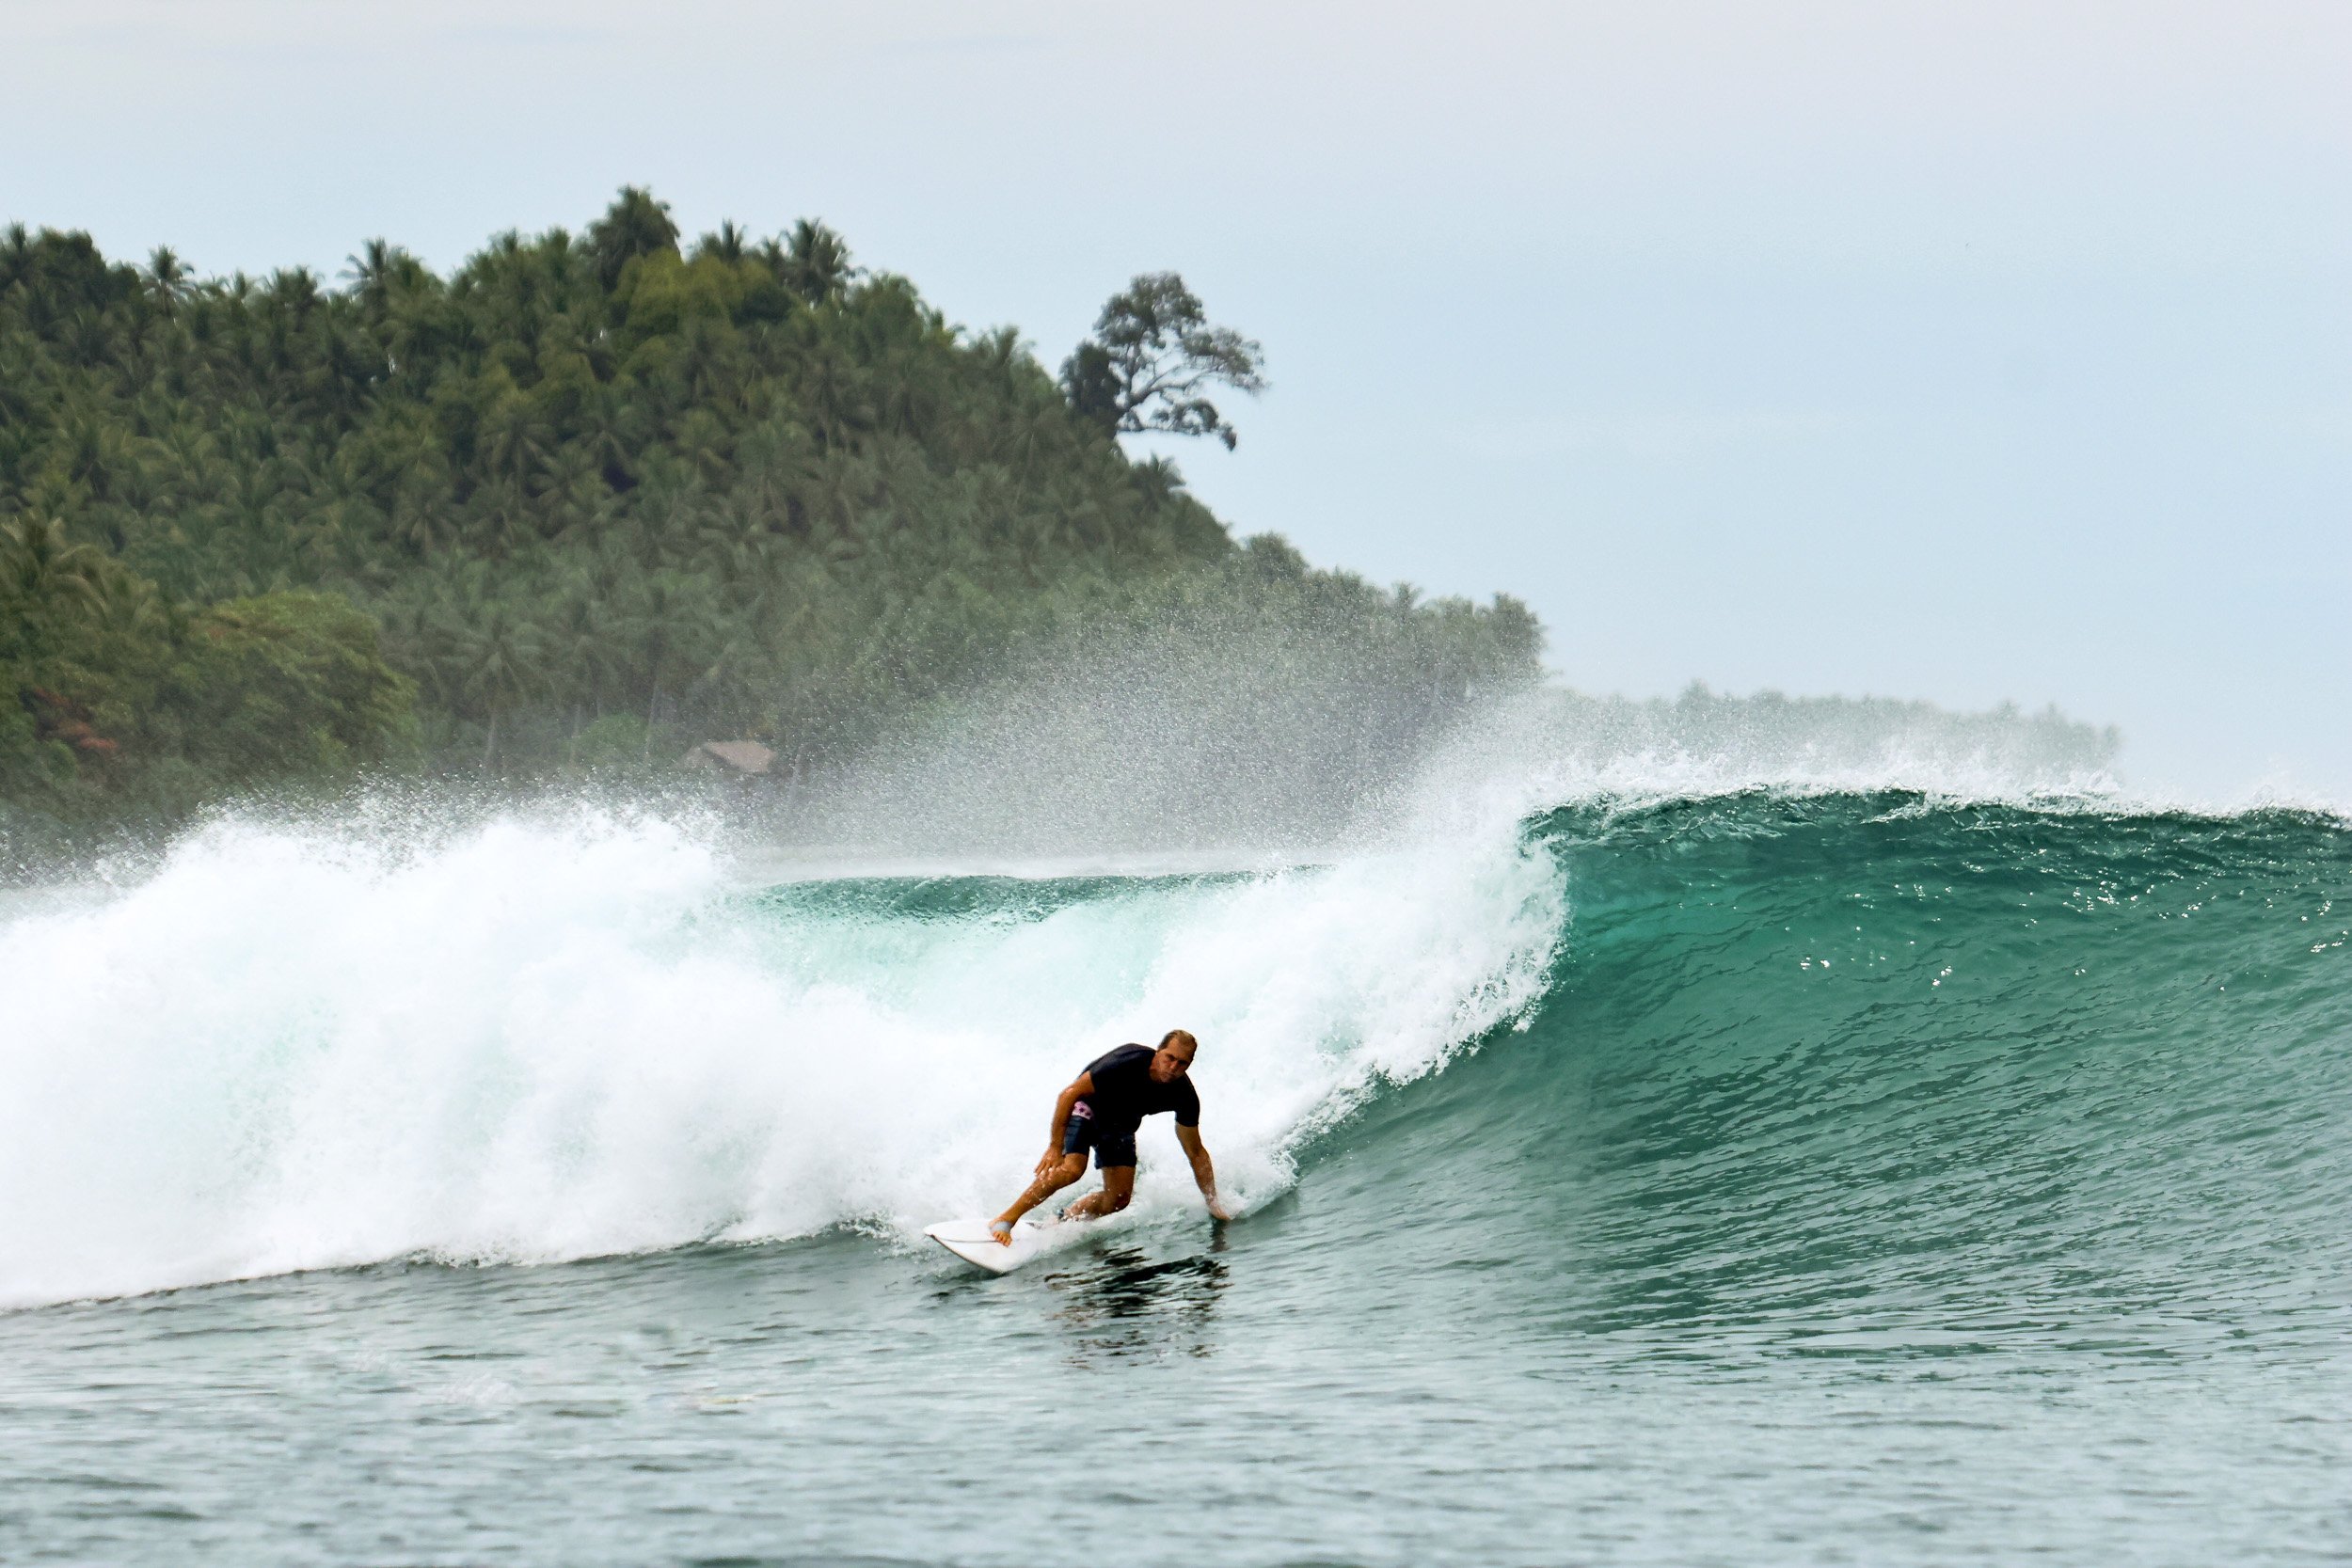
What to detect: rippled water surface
<box><xmin>4</xmin><ymin>793</ymin><xmax>2348</xmax><ymax>1564</ymax></box>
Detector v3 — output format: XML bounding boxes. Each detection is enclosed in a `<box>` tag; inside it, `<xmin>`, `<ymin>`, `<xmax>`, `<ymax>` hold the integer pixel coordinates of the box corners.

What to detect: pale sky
<box><xmin>6</xmin><ymin>1</ymin><xmax>2347</xmax><ymax>801</ymax></box>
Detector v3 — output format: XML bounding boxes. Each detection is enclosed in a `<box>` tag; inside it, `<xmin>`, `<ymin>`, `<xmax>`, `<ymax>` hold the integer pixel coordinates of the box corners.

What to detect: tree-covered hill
<box><xmin>0</xmin><ymin>189</ymin><xmax>1541</xmax><ymax>825</ymax></box>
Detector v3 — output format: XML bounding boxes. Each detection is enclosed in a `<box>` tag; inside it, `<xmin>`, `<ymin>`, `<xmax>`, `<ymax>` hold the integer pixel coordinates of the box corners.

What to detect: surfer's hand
<box><xmin>1206</xmin><ymin>1196</ymin><xmax>1232</xmax><ymax>1221</ymax></box>
<box><xmin>1034</xmin><ymin>1148</ymin><xmax>1061</xmax><ymax>1178</ymax></box>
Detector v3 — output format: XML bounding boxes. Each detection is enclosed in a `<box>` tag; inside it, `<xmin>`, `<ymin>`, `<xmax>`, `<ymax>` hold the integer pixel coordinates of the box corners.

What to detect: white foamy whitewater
<box><xmin>0</xmin><ymin>807</ymin><xmax>1564</xmax><ymax>1309</ymax></box>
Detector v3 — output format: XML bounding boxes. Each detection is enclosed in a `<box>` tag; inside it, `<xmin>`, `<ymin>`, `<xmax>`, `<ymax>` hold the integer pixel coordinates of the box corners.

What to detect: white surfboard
<box><xmin>924</xmin><ymin>1217</ymin><xmax>1047</xmax><ymax>1275</ymax></box>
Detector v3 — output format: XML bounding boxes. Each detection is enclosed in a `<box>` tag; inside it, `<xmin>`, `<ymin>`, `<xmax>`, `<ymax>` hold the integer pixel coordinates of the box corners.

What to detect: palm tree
<box><xmin>694</xmin><ymin>221</ymin><xmax>749</xmax><ymax>264</ymax></box>
<box><xmin>1130</xmin><ymin>453</ymin><xmax>1184</xmax><ymax>510</ymax></box>
<box><xmin>0</xmin><ymin>222</ymin><xmax>32</xmax><ymax>291</ymax></box>
<box><xmin>449</xmin><ymin>599</ymin><xmax>548</xmax><ymax>771</ymax></box>
<box><xmin>143</xmin><ymin>246</ymin><xmax>195</xmax><ymax>314</ymax></box>
<box><xmin>0</xmin><ymin>513</ymin><xmax>110</xmax><ymax>614</ymax></box>
<box><xmin>618</xmin><ymin>572</ymin><xmax>713</xmax><ymax>761</ymax></box>
<box><xmin>84</xmin><ymin>565</ymin><xmax>163</xmax><ymax>640</ymax></box>
<box><xmin>547</xmin><ymin>584</ymin><xmax>624</xmax><ymax>720</ymax></box>
<box><xmin>478</xmin><ymin>393</ymin><xmax>556</xmax><ymax>495</ymax></box>
<box><xmin>587</xmin><ymin>186</ymin><xmax>680</xmax><ymax>291</ymax></box>
<box><xmin>340</xmin><ymin>238</ymin><xmax>421</xmax><ymax>337</ymax></box>
<box><xmin>780</xmin><ymin>219</ymin><xmax>855</xmax><ymax>307</ymax></box>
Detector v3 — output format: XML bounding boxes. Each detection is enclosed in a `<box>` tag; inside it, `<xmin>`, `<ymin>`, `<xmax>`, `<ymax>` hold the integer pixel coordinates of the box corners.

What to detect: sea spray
<box><xmin>5</xmin><ymin>688</ymin><xmax>2329</xmax><ymax>1312</ymax></box>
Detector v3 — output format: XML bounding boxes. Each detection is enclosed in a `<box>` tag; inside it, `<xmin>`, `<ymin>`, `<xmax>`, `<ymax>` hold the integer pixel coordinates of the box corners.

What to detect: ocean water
<box><xmin>2</xmin><ymin>784</ymin><xmax>2347</xmax><ymax>1564</ymax></box>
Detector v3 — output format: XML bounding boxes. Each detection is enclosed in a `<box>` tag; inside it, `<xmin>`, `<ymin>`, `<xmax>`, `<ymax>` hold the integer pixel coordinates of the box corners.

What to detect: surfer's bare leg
<box><xmin>993</xmin><ymin>1152</ymin><xmax>1088</xmax><ymax>1239</ymax></box>
<box><xmin>1062</xmin><ymin>1164</ymin><xmax>1135</xmax><ymax>1220</ymax></box>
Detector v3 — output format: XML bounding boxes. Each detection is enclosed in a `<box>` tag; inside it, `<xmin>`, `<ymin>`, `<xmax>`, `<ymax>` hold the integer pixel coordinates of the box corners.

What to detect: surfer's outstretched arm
<box><xmin>1177</xmin><ymin>1123</ymin><xmax>1231</xmax><ymax>1221</ymax></box>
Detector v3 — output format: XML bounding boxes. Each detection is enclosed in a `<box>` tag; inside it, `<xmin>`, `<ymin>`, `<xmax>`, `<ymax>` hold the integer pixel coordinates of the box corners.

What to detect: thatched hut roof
<box><xmin>682</xmin><ymin>739</ymin><xmax>775</xmax><ymax>775</ymax></box>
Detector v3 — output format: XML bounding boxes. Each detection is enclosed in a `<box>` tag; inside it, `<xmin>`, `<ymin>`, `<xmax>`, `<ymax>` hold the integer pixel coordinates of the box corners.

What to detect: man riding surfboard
<box><xmin>990</xmin><ymin>1029</ymin><xmax>1230</xmax><ymax>1243</ymax></box>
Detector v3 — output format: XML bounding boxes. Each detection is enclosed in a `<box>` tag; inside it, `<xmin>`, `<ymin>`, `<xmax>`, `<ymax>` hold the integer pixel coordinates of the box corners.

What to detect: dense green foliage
<box><xmin>1</xmin><ymin>514</ymin><xmax>416</xmax><ymax>818</ymax></box>
<box><xmin>0</xmin><ymin>189</ymin><xmax>1542</xmax><ymax>819</ymax></box>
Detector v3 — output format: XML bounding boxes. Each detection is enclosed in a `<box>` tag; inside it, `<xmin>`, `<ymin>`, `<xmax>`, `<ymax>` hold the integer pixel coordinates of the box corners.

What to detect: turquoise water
<box><xmin>2</xmin><ymin>791</ymin><xmax>2347</xmax><ymax>1563</ymax></box>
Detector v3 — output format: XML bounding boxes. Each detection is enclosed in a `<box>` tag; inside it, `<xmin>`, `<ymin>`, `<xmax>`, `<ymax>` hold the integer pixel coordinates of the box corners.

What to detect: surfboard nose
<box><xmin>925</xmin><ymin>1219</ymin><xmax>1044</xmax><ymax>1275</ymax></box>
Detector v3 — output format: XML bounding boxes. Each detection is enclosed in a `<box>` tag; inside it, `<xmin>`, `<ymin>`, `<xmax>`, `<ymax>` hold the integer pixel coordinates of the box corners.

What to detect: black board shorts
<box><xmin>1060</xmin><ymin>1101</ymin><xmax>1137</xmax><ymax>1169</ymax></box>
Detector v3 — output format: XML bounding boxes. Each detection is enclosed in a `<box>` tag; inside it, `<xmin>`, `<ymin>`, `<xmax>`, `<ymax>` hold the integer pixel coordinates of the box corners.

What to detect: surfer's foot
<box><xmin>989</xmin><ymin>1219</ymin><xmax>1014</xmax><ymax>1246</ymax></box>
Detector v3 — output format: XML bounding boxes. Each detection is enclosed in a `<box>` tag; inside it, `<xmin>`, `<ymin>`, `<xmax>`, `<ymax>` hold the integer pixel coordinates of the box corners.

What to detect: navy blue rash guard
<box><xmin>1077</xmin><ymin>1043</ymin><xmax>1200</xmax><ymax>1138</ymax></box>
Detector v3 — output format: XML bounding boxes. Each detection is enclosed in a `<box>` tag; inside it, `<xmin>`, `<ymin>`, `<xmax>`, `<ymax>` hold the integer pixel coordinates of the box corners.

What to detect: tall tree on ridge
<box><xmin>1061</xmin><ymin>273</ymin><xmax>1265</xmax><ymax>450</ymax></box>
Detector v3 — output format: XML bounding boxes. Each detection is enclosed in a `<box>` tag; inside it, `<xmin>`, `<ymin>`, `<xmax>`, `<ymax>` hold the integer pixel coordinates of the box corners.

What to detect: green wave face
<box><xmin>1302</xmin><ymin>794</ymin><xmax>2352</xmax><ymax>1359</ymax></box>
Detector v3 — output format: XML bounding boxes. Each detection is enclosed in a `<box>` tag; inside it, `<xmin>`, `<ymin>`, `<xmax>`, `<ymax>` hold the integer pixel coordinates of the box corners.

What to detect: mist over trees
<box><xmin>0</xmin><ymin>189</ymin><xmax>1543</xmax><ymax>828</ymax></box>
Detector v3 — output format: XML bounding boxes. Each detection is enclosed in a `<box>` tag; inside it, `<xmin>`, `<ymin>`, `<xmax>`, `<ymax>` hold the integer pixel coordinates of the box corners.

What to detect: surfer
<box><xmin>990</xmin><ymin>1030</ymin><xmax>1230</xmax><ymax>1243</ymax></box>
